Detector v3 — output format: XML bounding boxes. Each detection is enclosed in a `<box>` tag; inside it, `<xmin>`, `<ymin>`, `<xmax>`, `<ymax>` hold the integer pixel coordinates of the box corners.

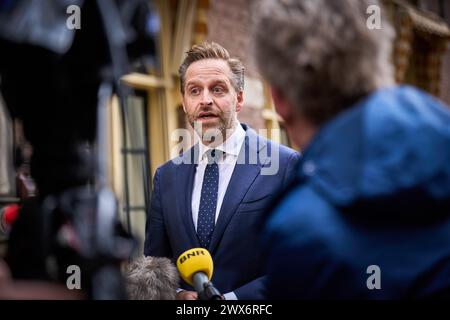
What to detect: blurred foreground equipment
<box><xmin>0</xmin><ymin>0</ymin><xmax>157</xmax><ymax>299</ymax></box>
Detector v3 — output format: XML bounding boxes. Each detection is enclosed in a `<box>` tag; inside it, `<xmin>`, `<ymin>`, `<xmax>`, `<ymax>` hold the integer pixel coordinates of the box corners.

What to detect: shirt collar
<box><xmin>198</xmin><ymin>123</ymin><xmax>246</xmax><ymax>162</ymax></box>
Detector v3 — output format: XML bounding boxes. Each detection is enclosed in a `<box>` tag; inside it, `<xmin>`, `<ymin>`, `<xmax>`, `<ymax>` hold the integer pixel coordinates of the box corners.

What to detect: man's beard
<box><xmin>188</xmin><ymin>109</ymin><xmax>236</xmax><ymax>145</ymax></box>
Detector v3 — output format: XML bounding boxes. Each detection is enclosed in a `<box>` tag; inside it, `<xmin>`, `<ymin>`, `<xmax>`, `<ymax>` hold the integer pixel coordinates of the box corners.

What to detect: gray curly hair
<box><xmin>125</xmin><ymin>256</ymin><xmax>179</xmax><ymax>300</ymax></box>
<box><xmin>252</xmin><ymin>0</ymin><xmax>395</xmax><ymax>125</ymax></box>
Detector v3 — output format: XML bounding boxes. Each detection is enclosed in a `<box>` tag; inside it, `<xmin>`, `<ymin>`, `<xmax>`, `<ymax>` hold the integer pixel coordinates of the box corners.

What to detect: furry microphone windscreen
<box><xmin>125</xmin><ymin>256</ymin><xmax>180</xmax><ymax>300</ymax></box>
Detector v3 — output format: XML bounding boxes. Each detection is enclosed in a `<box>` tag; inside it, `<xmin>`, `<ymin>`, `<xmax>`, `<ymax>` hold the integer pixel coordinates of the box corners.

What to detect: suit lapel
<box><xmin>176</xmin><ymin>146</ymin><xmax>200</xmax><ymax>248</ymax></box>
<box><xmin>208</xmin><ymin>128</ymin><xmax>267</xmax><ymax>254</ymax></box>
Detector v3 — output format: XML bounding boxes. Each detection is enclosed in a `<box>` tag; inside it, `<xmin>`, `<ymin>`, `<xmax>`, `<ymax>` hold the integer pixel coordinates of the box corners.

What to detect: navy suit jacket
<box><xmin>144</xmin><ymin>124</ymin><xmax>300</xmax><ymax>299</ymax></box>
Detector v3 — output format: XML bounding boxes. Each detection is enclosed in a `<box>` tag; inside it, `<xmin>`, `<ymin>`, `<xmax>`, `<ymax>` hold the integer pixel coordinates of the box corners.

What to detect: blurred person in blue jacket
<box><xmin>252</xmin><ymin>0</ymin><xmax>450</xmax><ymax>298</ymax></box>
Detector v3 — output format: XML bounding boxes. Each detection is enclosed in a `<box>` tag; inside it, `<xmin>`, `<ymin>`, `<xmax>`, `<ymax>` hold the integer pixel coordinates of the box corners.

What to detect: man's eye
<box><xmin>213</xmin><ymin>86</ymin><xmax>224</xmax><ymax>93</ymax></box>
<box><xmin>190</xmin><ymin>88</ymin><xmax>200</xmax><ymax>95</ymax></box>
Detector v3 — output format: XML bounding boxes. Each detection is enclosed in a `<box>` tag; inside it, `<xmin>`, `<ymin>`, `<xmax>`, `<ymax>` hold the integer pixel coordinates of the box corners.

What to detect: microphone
<box><xmin>125</xmin><ymin>256</ymin><xmax>180</xmax><ymax>300</ymax></box>
<box><xmin>176</xmin><ymin>248</ymin><xmax>223</xmax><ymax>300</ymax></box>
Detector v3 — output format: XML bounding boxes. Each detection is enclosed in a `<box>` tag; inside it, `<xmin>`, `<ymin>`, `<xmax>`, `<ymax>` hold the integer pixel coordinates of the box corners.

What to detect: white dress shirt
<box><xmin>190</xmin><ymin>124</ymin><xmax>246</xmax><ymax>300</ymax></box>
<box><xmin>191</xmin><ymin>124</ymin><xmax>246</xmax><ymax>230</ymax></box>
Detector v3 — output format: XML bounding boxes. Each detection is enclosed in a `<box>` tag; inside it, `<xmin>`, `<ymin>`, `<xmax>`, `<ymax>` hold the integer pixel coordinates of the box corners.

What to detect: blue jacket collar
<box><xmin>298</xmin><ymin>86</ymin><xmax>450</xmax><ymax>214</ymax></box>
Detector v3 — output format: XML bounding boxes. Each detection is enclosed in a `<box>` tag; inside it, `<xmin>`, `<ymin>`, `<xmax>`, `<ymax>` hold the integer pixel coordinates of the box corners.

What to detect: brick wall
<box><xmin>205</xmin><ymin>0</ymin><xmax>259</xmax><ymax>77</ymax></box>
<box><xmin>419</xmin><ymin>0</ymin><xmax>450</xmax><ymax>105</ymax></box>
<box><xmin>205</xmin><ymin>0</ymin><xmax>267</xmax><ymax>130</ymax></box>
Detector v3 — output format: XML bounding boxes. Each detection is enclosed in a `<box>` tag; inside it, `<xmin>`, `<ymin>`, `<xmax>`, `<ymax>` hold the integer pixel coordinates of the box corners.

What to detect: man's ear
<box><xmin>182</xmin><ymin>99</ymin><xmax>187</xmax><ymax>113</ymax></box>
<box><xmin>270</xmin><ymin>87</ymin><xmax>293</xmax><ymax>122</ymax></box>
<box><xmin>236</xmin><ymin>90</ymin><xmax>244</xmax><ymax>113</ymax></box>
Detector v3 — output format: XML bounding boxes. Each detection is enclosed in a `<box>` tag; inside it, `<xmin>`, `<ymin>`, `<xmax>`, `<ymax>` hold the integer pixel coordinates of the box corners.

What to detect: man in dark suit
<box><xmin>144</xmin><ymin>42</ymin><xmax>299</xmax><ymax>300</ymax></box>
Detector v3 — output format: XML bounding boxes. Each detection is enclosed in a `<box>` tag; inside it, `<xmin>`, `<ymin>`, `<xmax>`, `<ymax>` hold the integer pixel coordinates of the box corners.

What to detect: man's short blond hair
<box><xmin>178</xmin><ymin>41</ymin><xmax>245</xmax><ymax>94</ymax></box>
